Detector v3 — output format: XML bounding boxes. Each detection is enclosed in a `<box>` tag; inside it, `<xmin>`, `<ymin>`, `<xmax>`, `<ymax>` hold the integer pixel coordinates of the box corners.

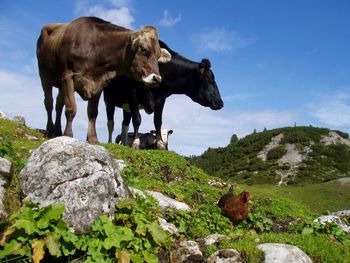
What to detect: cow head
<box><xmin>190</xmin><ymin>59</ymin><xmax>224</xmax><ymax>110</ymax></box>
<box><xmin>127</xmin><ymin>26</ymin><xmax>171</xmax><ymax>86</ymax></box>
<box><xmin>137</xmin><ymin>86</ymin><xmax>155</xmax><ymax>114</ymax></box>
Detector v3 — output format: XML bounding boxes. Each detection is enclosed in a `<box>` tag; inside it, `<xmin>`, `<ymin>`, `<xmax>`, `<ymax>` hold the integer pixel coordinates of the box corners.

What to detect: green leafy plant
<box><xmin>166</xmin><ymin>205</ymin><xmax>232</xmax><ymax>239</ymax></box>
<box><xmin>302</xmin><ymin>220</ymin><xmax>350</xmax><ymax>246</ymax></box>
<box><xmin>0</xmin><ymin>202</ymin><xmax>78</xmax><ymax>262</ymax></box>
<box><xmin>238</xmin><ymin>212</ymin><xmax>273</xmax><ymax>233</ymax></box>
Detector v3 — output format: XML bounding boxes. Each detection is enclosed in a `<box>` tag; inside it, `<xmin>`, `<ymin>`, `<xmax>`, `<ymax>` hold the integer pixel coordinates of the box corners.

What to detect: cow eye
<box><xmin>140</xmin><ymin>46</ymin><xmax>149</xmax><ymax>56</ymax></box>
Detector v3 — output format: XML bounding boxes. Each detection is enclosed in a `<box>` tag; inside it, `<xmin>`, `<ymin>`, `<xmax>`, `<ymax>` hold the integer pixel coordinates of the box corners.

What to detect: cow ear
<box><xmin>199</xmin><ymin>58</ymin><xmax>211</xmax><ymax>77</ymax></box>
<box><xmin>158</xmin><ymin>48</ymin><xmax>172</xmax><ymax>63</ymax></box>
<box><xmin>130</xmin><ymin>33</ymin><xmax>141</xmax><ymax>51</ymax></box>
<box><xmin>168</xmin><ymin>130</ymin><xmax>173</xmax><ymax>135</ymax></box>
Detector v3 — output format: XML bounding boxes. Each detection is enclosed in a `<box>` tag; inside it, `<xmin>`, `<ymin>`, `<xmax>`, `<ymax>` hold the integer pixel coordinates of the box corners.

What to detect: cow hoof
<box><xmin>131</xmin><ymin>138</ymin><xmax>140</xmax><ymax>149</ymax></box>
<box><xmin>88</xmin><ymin>137</ymin><xmax>99</xmax><ymax>144</ymax></box>
<box><xmin>156</xmin><ymin>140</ymin><xmax>166</xmax><ymax>150</ymax></box>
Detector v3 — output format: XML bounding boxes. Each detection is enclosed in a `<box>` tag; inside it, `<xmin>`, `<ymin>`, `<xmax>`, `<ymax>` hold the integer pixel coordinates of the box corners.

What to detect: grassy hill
<box><xmin>0</xmin><ymin>118</ymin><xmax>349</xmax><ymax>262</ymax></box>
<box><xmin>189</xmin><ymin>126</ymin><xmax>350</xmax><ymax>185</ymax></box>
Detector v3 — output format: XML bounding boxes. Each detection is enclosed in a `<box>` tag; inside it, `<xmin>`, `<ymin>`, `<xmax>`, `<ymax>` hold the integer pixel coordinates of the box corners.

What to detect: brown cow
<box><xmin>36</xmin><ymin>16</ymin><xmax>171</xmax><ymax>143</ymax></box>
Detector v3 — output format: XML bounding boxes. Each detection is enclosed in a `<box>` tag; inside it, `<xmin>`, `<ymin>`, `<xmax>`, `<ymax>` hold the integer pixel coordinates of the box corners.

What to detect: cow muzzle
<box><xmin>142</xmin><ymin>74</ymin><xmax>162</xmax><ymax>86</ymax></box>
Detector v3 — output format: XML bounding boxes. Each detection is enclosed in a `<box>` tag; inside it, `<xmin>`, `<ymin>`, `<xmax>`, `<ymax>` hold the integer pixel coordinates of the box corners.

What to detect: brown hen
<box><xmin>218</xmin><ymin>187</ymin><xmax>250</xmax><ymax>225</ymax></box>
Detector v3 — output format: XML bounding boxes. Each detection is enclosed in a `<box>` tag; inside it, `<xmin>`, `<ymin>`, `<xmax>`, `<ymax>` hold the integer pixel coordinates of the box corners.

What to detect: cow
<box><xmin>104</xmin><ymin>40</ymin><xmax>224</xmax><ymax>149</ymax></box>
<box><xmin>104</xmin><ymin>76</ymin><xmax>155</xmax><ymax>144</ymax></box>
<box><xmin>115</xmin><ymin>128</ymin><xmax>173</xmax><ymax>150</ymax></box>
<box><xmin>36</xmin><ymin>16</ymin><xmax>171</xmax><ymax>143</ymax></box>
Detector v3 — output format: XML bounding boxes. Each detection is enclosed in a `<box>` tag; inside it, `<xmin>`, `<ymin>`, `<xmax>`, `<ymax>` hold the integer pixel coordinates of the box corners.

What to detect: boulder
<box><xmin>20</xmin><ymin>136</ymin><xmax>129</xmax><ymax>234</ymax></box>
<box><xmin>0</xmin><ymin>176</ymin><xmax>8</xmax><ymax>223</ymax></box>
<box><xmin>0</xmin><ymin>157</ymin><xmax>14</xmax><ymax>178</ymax></box>
<box><xmin>171</xmin><ymin>240</ymin><xmax>203</xmax><ymax>262</ymax></box>
<box><xmin>146</xmin><ymin>190</ymin><xmax>191</xmax><ymax>211</ymax></box>
<box><xmin>314</xmin><ymin>215</ymin><xmax>350</xmax><ymax>233</ymax></box>
<box><xmin>257</xmin><ymin>243</ymin><xmax>313</xmax><ymax>263</ymax></box>
<box><xmin>207</xmin><ymin>249</ymin><xmax>243</xmax><ymax>263</ymax></box>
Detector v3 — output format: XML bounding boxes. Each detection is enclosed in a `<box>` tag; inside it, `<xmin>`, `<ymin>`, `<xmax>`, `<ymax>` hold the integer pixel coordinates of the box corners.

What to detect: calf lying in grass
<box><xmin>115</xmin><ymin>128</ymin><xmax>173</xmax><ymax>150</ymax></box>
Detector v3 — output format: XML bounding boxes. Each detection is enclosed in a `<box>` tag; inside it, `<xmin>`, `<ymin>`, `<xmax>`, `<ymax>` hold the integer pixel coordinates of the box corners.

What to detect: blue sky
<box><xmin>1</xmin><ymin>0</ymin><xmax>350</xmax><ymax>156</ymax></box>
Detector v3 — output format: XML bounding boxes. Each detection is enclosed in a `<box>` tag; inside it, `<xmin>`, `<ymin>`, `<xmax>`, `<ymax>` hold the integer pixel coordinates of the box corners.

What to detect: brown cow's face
<box><xmin>128</xmin><ymin>26</ymin><xmax>171</xmax><ymax>86</ymax></box>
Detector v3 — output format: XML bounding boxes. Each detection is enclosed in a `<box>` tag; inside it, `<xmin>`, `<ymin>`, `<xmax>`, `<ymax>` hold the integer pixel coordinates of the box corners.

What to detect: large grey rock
<box><xmin>171</xmin><ymin>240</ymin><xmax>203</xmax><ymax>262</ymax></box>
<box><xmin>257</xmin><ymin>243</ymin><xmax>313</xmax><ymax>263</ymax></box>
<box><xmin>20</xmin><ymin>136</ymin><xmax>129</xmax><ymax>234</ymax></box>
<box><xmin>0</xmin><ymin>157</ymin><xmax>13</xmax><ymax>177</ymax></box>
<box><xmin>207</xmin><ymin>249</ymin><xmax>243</xmax><ymax>263</ymax></box>
<box><xmin>0</xmin><ymin>176</ymin><xmax>8</xmax><ymax>223</ymax></box>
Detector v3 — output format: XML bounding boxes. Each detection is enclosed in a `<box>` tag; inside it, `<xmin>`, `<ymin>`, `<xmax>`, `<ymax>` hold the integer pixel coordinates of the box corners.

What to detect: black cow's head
<box><xmin>190</xmin><ymin>59</ymin><xmax>223</xmax><ymax>110</ymax></box>
<box><xmin>137</xmin><ymin>86</ymin><xmax>155</xmax><ymax>114</ymax></box>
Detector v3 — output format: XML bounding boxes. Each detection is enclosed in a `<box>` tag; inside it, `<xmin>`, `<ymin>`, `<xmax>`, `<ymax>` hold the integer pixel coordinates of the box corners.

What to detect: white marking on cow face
<box><xmin>142</xmin><ymin>73</ymin><xmax>162</xmax><ymax>86</ymax></box>
<box><xmin>160</xmin><ymin>128</ymin><xmax>173</xmax><ymax>145</ymax></box>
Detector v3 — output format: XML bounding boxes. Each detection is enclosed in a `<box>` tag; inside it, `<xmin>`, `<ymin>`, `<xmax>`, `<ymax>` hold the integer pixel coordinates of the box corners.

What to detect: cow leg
<box><xmin>62</xmin><ymin>72</ymin><xmax>77</xmax><ymax>138</ymax></box>
<box><xmin>87</xmin><ymin>92</ymin><xmax>101</xmax><ymax>144</ymax></box>
<box><xmin>54</xmin><ymin>89</ymin><xmax>64</xmax><ymax>137</ymax></box>
<box><xmin>121</xmin><ymin>110</ymin><xmax>132</xmax><ymax>145</ymax></box>
<box><xmin>154</xmin><ymin>100</ymin><xmax>166</xmax><ymax>149</ymax></box>
<box><xmin>42</xmin><ymin>83</ymin><xmax>54</xmax><ymax>137</ymax></box>
<box><xmin>106</xmin><ymin>102</ymin><xmax>115</xmax><ymax>143</ymax></box>
<box><xmin>129</xmin><ymin>89</ymin><xmax>141</xmax><ymax>149</ymax></box>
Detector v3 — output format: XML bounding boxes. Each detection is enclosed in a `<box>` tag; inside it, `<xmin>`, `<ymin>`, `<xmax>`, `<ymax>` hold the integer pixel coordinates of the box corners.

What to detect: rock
<box><xmin>257</xmin><ymin>243</ymin><xmax>313</xmax><ymax>263</ymax></box>
<box><xmin>0</xmin><ymin>111</ymin><xmax>6</xmax><ymax>119</ymax></box>
<box><xmin>129</xmin><ymin>187</ymin><xmax>147</xmax><ymax>198</ymax></box>
<box><xmin>0</xmin><ymin>157</ymin><xmax>14</xmax><ymax>178</ymax></box>
<box><xmin>207</xmin><ymin>249</ymin><xmax>243</xmax><ymax>263</ymax></box>
<box><xmin>200</xmin><ymin>234</ymin><xmax>225</xmax><ymax>247</ymax></box>
<box><xmin>20</xmin><ymin>136</ymin><xmax>129</xmax><ymax>234</ymax></box>
<box><xmin>314</xmin><ymin>215</ymin><xmax>350</xmax><ymax>233</ymax></box>
<box><xmin>171</xmin><ymin>240</ymin><xmax>203</xmax><ymax>262</ymax></box>
<box><xmin>24</xmin><ymin>134</ymin><xmax>38</xmax><ymax>140</ymax></box>
<box><xmin>208</xmin><ymin>179</ymin><xmax>227</xmax><ymax>188</ymax></box>
<box><xmin>333</xmin><ymin>210</ymin><xmax>350</xmax><ymax>218</ymax></box>
<box><xmin>321</xmin><ymin>131</ymin><xmax>350</xmax><ymax>147</ymax></box>
<box><xmin>13</xmin><ymin>116</ymin><xmax>26</xmax><ymax>126</ymax></box>
<box><xmin>0</xmin><ymin>176</ymin><xmax>8</xmax><ymax>223</ymax></box>
<box><xmin>326</xmin><ymin>177</ymin><xmax>350</xmax><ymax>185</ymax></box>
<box><xmin>146</xmin><ymin>190</ymin><xmax>191</xmax><ymax>211</ymax></box>
<box><xmin>158</xmin><ymin>217</ymin><xmax>179</xmax><ymax>236</ymax></box>
<box><xmin>258</xmin><ymin>134</ymin><xmax>284</xmax><ymax>161</ymax></box>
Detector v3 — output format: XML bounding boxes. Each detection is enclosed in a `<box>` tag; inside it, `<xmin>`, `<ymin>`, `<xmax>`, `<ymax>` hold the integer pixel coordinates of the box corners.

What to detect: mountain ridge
<box><xmin>189</xmin><ymin>126</ymin><xmax>350</xmax><ymax>185</ymax></box>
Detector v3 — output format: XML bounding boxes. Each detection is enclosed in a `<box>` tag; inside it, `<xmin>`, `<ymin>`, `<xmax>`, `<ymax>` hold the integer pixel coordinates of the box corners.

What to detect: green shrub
<box><xmin>266</xmin><ymin>146</ymin><xmax>287</xmax><ymax>160</ymax></box>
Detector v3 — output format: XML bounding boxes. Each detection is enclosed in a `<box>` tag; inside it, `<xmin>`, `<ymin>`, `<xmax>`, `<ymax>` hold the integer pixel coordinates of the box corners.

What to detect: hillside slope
<box><xmin>190</xmin><ymin>126</ymin><xmax>350</xmax><ymax>185</ymax></box>
<box><xmin>1</xmin><ymin>118</ymin><xmax>350</xmax><ymax>262</ymax></box>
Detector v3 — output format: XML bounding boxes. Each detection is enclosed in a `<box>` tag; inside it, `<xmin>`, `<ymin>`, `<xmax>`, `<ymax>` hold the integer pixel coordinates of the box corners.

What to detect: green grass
<box><xmin>245</xmin><ymin>184</ymin><xmax>350</xmax><ymax>214</ymax></box>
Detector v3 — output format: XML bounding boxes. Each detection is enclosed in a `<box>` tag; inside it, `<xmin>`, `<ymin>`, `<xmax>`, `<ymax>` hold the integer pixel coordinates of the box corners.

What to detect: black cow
<box><xmin>105</xmin><ymin>40</ymin><xmax>224</xmax><ymax>149</ymax></box>
<box><xmin>104</xmin><ymin>76</ymin><xmax>155</xmax><ymax>145</ymax></box>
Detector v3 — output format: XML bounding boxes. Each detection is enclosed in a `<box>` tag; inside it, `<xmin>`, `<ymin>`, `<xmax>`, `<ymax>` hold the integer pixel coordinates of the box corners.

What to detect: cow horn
<box><xmin>158</xmin><ymin>48</ymin><xmax>171</xmax><ymax>63</ymax></box>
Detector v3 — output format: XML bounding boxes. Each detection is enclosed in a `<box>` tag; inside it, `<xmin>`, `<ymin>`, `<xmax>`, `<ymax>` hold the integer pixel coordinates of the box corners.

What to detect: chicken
<box><xmin>218</xmin><ymin>186</ymin><xmax>250</xmax><ymax>225</ymax></box>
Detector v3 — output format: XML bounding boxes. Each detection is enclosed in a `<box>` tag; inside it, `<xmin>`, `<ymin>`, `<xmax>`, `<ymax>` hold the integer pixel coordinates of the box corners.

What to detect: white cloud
<box><xmin>310</xmin><ymin>89</ymin><xmax>350</xmax><ymax>128</ymax></box>
<box><xmin>191</xmin><ymin>28</ymin><xmax>254</xmax><ymax>53</ymax></box>
<box><xmin>159</xmin><ymin>10</ymin><xmax>181</xmax><ymax>27</ymax></box>
<box><xmin>75</xmin><ymin>0</ymin><xmax>135</xmax><ymax>29</ymax></box>
<box><xmin>84</xmin><ymin>6</ymin><xmax>134</xmax><ymax>28</ymax></box>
